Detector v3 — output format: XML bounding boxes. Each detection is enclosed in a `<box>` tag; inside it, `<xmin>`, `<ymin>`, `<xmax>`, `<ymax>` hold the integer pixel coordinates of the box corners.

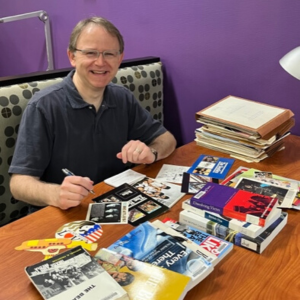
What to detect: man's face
<box><xmin>111</xmin><ymin>272</ymin><xmax>127</xmax><ymax>283</ymax></box>
<box><xmin>68</xmin><ymin>24</ymin><xmax>124</xmax><ymax>93</ymax></box>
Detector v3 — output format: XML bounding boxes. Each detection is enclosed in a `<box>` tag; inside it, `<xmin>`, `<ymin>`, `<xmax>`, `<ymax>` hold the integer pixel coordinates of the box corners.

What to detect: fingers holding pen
<box><xmin>58</xmin><ymin>175</ymin><xmax>94</xmax><ymax>209</ymax></box>
<box><xmin>63</xmin><ymin>175</ymin><xmax>94</xmax><ymax>195</ymax></box>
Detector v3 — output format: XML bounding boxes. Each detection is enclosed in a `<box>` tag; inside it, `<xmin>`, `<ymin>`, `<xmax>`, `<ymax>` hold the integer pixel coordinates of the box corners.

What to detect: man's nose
<box><xmin>95</xmin><ymin>52</ymin><xmax>106</xmax><ymax>64</ymax></box>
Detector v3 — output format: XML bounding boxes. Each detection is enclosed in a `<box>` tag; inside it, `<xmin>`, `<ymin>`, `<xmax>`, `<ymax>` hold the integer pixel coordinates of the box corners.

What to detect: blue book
<box><xmin>108</xmin><ymin>221</ymin><xmax>213</xmax><ymax>290</ymax></box>
<box><xmin>187</xmin><ymin>154</ymin><xmax>235</xmax><ymax>180</ymax></box>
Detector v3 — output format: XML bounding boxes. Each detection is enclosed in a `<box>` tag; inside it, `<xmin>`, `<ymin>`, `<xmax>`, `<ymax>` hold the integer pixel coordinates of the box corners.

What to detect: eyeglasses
<box><xmin>74</xmin><ymin>48</ymin><xmax>120</xmax><ymax>61</ymax></box>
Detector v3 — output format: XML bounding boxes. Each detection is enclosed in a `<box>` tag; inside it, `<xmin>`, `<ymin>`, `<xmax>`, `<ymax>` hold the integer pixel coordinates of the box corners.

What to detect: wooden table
<box><xmin>1</xmin><ymin>135</ymin><xmax>300</xmax><ymax>300</ymax></box>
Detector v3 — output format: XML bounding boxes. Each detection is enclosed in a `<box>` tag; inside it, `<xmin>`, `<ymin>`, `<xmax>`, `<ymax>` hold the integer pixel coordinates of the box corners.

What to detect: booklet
<box><xmin>25</xmin><ymin>246</ymin><xmax>129</xmax><ymax>300</ymax></box>
<box><xmin>187</xmin><ymin>154</ymin><xmax>235</xmax><ymax>180</ymax></box>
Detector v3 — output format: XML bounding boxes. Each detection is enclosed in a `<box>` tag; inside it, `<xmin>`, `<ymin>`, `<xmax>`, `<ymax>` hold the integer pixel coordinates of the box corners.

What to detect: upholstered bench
<box><xmin>0</xmin><ymin>56</ymin><xmax>163</xmax><ymax>226</ymax></box>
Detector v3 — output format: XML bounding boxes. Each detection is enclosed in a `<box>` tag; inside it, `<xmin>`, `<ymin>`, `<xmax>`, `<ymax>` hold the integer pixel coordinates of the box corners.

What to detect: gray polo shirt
<box><xmin>9</xmin><ymin>70</ymin><xmax>166</xmax><ymax>186</ymax></box>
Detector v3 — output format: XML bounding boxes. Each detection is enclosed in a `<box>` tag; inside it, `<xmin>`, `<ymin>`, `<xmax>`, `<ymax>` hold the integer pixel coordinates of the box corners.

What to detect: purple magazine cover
<box><xmin>190</xmin><ymin>182</ymin><xmax>278</xmax><ymax>226</ymax></box>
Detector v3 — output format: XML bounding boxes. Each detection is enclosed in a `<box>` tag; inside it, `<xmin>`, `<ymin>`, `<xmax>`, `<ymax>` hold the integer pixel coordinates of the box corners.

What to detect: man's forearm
<box><xmin>149</xmin><ymin>131</ymin><xmax>177</xmax><ymax>161</ymax></box>
<box><xmin>10</xmin><ymin>174</ymin><xmax>59</xmax><ymax>207</ymax></box>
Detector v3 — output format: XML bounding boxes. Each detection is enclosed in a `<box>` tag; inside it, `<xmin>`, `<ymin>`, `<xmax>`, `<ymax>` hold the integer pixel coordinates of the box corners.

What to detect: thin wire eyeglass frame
<box><xmin>74</xmin><ymin>48</ymin><xmax>121</xmax><ymax>61</ymax></box>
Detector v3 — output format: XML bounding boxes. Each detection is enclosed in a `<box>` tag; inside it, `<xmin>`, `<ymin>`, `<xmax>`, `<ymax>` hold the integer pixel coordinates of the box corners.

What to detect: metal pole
<box><xmin>0</xmin><ymin>10</ymin><xmax>54</xmax><ymax>71</ymax></box>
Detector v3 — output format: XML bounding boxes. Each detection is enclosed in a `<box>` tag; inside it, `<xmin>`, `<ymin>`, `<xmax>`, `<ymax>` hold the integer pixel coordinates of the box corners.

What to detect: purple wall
<box><xmin>1</xmin><ymin>1</ymin><xmax>300</xmax><ymax>146</ymax></box>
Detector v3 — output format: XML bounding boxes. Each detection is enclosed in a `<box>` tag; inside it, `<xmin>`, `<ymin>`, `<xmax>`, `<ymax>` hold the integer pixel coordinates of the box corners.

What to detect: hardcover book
<box><xmin>107</xmin><ymin>221</ymin><xmax>213</xmax><ymax>290</ymax></box>
<box><xmin>179</xmin><ymin>210</ymin><xmax>288</xmax><ymax>254</ymax></box>
<box><xmin>190</xmin><ymin>182</ymin><xmax>279</xmax><ymax>226</ymax></box>
<box><xmin>162</xmin><ymin>218</ymin><xmax>233</xmax><ymax>261</ymax></box>
<box><xmin>92</xmin><ymin>183</ymin><xmax>169</xmax><ymax>226</ymax></box>
<box><xmin>95</xmin><ymin>248</ymin><xmax>191</xmax><ymax>300</ymax></box>
<box><xmin>25</xmin><ymin>246</ymin><xmax>129</xmax><ymax>300</ymax></box>
<box><xmin>182</xmin><ymin>199</ymin><xmax>282</xmax><ymax>238</ymax></box>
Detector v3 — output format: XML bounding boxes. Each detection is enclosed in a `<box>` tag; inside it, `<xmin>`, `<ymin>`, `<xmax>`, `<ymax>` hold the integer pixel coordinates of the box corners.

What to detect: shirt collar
<box><xmin>63</xmin><ymin>70</ymin><xmax>116</xmax><ymax>110</ymax></box>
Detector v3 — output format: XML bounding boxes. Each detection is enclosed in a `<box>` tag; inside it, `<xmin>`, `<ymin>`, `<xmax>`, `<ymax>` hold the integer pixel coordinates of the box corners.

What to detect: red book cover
<box><xmin>190</xmin><ymin>182</ymin><xmax>278</xmax><ymax>226</ymax></box>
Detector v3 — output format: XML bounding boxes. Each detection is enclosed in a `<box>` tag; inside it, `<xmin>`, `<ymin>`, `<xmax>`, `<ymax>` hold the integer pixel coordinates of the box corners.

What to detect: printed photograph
<box><xmin>139</xmin><ymin>200</ymin><xmax>161</xmax><ymax>213</ymax></box>
<box><xmin>128</xmin><ymin>208</ymin><xmax>145</xmax><ymax>222</ymax></box>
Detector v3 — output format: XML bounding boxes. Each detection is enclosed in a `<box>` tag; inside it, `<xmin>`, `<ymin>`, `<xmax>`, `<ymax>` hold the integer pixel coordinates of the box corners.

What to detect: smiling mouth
<box><xmin>92</xmin><ymin>70</ymin><xmax>107</xmax><ymax>75</ymax></box>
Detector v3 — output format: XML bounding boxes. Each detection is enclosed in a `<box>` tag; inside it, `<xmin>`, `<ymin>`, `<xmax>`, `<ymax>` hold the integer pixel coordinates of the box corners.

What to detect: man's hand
<box><xmin>116</xmin><ymin>140</ymin><xmax>156</xmax><ymax>164</ymax></box>
<box><xmin>57</xmin><ymin>176</ymin><xmax>94</xmax><ymax>209</ymax></box>
<box><xmin>9</xmin><ymin>174</ymin><xmax>94</xmax><ymax>210</ymax></box>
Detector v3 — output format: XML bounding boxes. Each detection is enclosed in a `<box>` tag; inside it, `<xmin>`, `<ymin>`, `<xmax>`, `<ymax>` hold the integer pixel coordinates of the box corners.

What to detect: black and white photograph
<box><xmin>86</xmin><ymin>202</ymin><xmax>129</xmax><ymax>225</ymax></box>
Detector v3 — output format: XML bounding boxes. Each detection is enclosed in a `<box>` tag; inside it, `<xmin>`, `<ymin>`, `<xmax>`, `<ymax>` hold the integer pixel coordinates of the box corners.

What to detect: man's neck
<box><xmin>72</xmin><ymin>72</ymin><xmax>105</xmax><ymax>111</ymax></box>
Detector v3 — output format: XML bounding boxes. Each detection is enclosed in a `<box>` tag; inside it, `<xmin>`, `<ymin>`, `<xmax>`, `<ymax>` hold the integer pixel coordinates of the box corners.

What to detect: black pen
<box><xmin>62</xmin><ymin>168</ymin><xmax>95</xmax><ymax>195</ymax></box>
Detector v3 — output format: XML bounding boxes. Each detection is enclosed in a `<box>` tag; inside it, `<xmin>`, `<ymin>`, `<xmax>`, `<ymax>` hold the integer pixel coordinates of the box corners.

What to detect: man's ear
<box><xmin>67</xmin><ymin>49</ymin><xmax>76</xmax><ymax>68</ymax></box>
<box><xmin>118</xmin><ymin>52</ymin><xmax>125</xmax><ymax>67</ymax></box>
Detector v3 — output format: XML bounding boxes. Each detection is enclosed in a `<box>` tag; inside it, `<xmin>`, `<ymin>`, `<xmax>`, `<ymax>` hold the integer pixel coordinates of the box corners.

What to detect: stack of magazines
<box><xmin>195</xmin><ymin>95</ymin><xmax>295</xmax><ymax>162</ymax></box>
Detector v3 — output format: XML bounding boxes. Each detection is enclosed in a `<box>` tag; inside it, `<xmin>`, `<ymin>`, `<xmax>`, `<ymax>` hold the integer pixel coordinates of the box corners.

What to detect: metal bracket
<box><xmin>0</xmin><ymin>10</ymin><xmax>54</xmax><ymax>71</ymax></box>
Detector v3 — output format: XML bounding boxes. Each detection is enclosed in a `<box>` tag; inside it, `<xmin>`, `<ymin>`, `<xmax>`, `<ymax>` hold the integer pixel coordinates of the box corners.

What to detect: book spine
<box><xmin>182</xmin><ymin>203</ymin><xmax>267</xmax><ymax>239</ymax></box>
<box><xmin>179</xmin><ymin>210</ymin><xmax>265</xmax><ymax>254</ymax></box>
<box><xmin>183</xmin><ymin>202</ymin><xmax>231</xmax><ymax>228</ymax></box>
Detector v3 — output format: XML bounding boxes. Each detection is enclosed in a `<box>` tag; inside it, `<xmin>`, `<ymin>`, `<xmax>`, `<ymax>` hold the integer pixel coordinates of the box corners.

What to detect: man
<box><xmin>9</xmin><ymin>17</ymin><xmax>176</xmax><ymax>213</ymax></box>
<box><xmin>110</xmin><ymin>271</ymin><xmax>135</xmax><ymax>286</ymax></box>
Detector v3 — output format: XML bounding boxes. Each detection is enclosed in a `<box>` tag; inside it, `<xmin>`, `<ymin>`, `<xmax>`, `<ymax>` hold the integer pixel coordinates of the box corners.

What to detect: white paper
<box><xmin>202</xmin><ymin>96</ymin><xmax>285</xmax><ymax>129</ymax></box>
<box><xmin>155</xmin><ymin>164</ymin><xmax>190</xmax><ymax>184</ymax></box>
<box><xmin>104</xmin><ymin>169</ymin><xmax>145</xmax><ymax>187</ymax></box>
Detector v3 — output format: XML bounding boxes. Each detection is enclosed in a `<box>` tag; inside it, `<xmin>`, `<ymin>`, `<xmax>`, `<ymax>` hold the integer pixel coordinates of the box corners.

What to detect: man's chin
<box><xmin>90</xmin><ymin>81</ymin><xmax>110</xmax><ymax>90</ymax></box>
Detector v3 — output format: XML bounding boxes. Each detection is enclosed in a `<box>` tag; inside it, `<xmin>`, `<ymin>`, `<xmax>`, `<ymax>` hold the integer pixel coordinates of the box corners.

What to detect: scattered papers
<box><xmin>155</xmin><ymin>164</ymin><xmax>190</xmax><ymax>184</ymax></box>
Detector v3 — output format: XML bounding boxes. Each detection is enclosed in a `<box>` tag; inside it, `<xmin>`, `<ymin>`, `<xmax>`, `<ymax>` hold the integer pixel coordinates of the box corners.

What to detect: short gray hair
<box><xmin>68</xmin><ymin>17</ymin><xmax>124</xmax><ymax>53</ymax></box>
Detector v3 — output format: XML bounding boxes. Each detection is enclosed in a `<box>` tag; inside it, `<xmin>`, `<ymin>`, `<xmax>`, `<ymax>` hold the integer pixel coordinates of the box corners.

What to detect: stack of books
<box><xmin>179</xmin><ymin>181</ymin><xmax>288</xmax><ymax>254</ymax></box>
<box><xmin>195</xmin><ymin>95</ymin><xmax>295</xmax><ymax>162</ymax></box>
